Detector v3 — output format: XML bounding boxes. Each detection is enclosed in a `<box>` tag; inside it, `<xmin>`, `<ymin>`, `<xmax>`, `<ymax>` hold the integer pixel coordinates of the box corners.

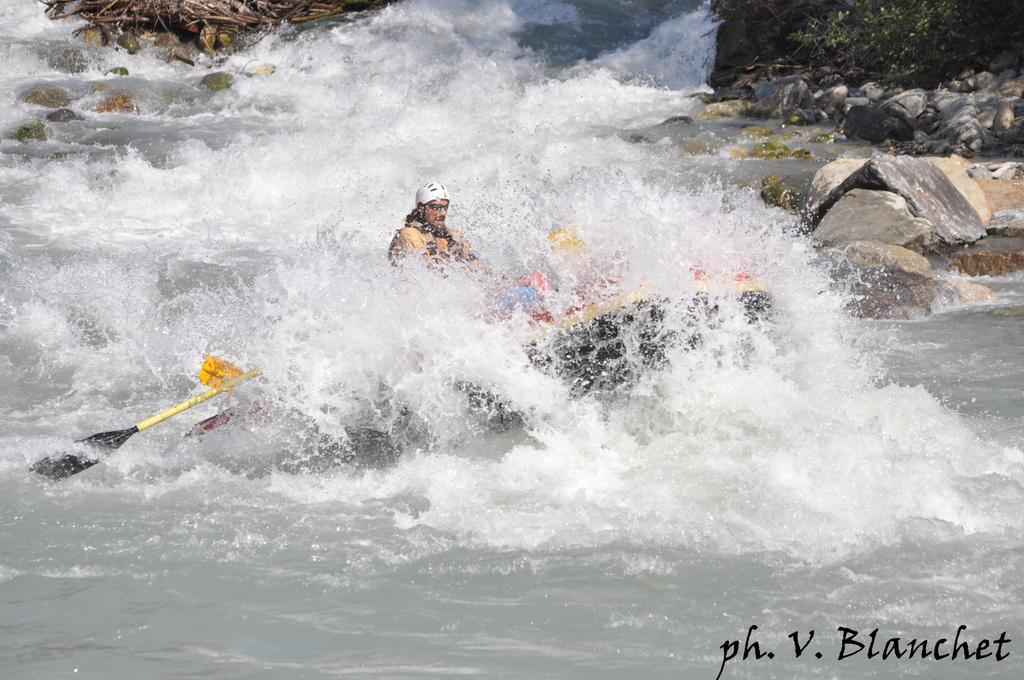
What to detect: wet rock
<box><xmin>94</xmin><ymin>92</ymin><xmax>139</xmax><ymax>113</ymax></box>
<box><xmin>861</xmin><ymin>82</ymin><xmax>887</xmax><ymax>102</ymax></box>
<box><xmin>807</xmin><ymin>158</ymin><xmax>867</xmax><ymax>207</ymax></box>
<box><xmin>782</xmin><ymin>108</ymin><xmax>816</xmax><ymax>126</ymax></box>
<box><xmin>692</xmin><ymin>86</ymin><xmax>754</xmax><ymax>104</ymax></box>
<box><xmin>928</xmin><ymin>155</ymin><xmax>992</xmax><ymax>226</ymax></box>
<box><xmin>200</xmin><ymin>26</ymin><xmax>217</xmax><ymax>55</ymax></box>
<box><xmin>19</xmin><ymin>84</ymin><xmax>73</xmax><ymax>108</ymax></box>
<box><xmin>750</xmin><ymin>142</ymin><xmax>808</xmax><ymax>159</ymax></box>
<box><xmin>837</xmin><ymin>240</ymin><xmax>934</xmax><ymax>278</ymax></box>
<box><xmin>814</xmin><ymin>190</ymin><xmax>936</xmax><ymax>252</ymax></box>
<box><xmin>217</xmin><ymin>31</ymin><xmax>236</xmax><ymax>50</ymax></box>
<box><xmin>994</xmin><ymin>100</ymin><xmax>1016</xmax><ymax>131</ymax></box>
<box><xmin>680</xmin><ymin>139</ymin><xmax>715</xmax><ymax>155</ymax></box>
<box><xmin>45</xmin><ymin>108</ymin><xmax>83</xmax><ymax>122</ymax></box>
<box><xmin>81</xmin><ymin>27</ymin><xmax>104</xmax><ymax>46</ymax></box>
<box><xmin>5</xmin><ymin>121</ymin><xmax>47</xmax><ymax>143</ymax></box>
<box><xmin>933</xmin><ymin>95</ymin><xmax>988</xmax><ymax>151</ymax></box>
<box><xmin>978</xmin><ymin>105</ymin><xmax>997</xmax><ymax>129</ymax></box>
<box><xmin>154</xmin><ymin>32</ymin><xmax>181</xmax><ymax>47</ymax></box>
<box><xmin>947</xmin><ymin>78</ymin><xmax>970</xmax><ymax>93</ymax></box>
<box><xmin>842</xmin><ymin>104</ymin><xmax>913</xmax><ymax>143</ymax></box>
<box><xmin>46</xmin><ymin>46</ymin><xmax>88</xmax><ymax>74</ymax></box>
<box><xmin>759</xmin><ymin>175</ymin><xmax>804</xmax><ymax>212</ymax></box>
<box><xmin>245</xmin><ymin>64</ymin><xmax>277</xmax><ymax>77</ymax></box>
<box><xmin>999</xmin><ymin>78</ymin><xmax>1024</xmax><ymax>98</ymax></box>
<box><xmin>944</xmin><ymin>116</ymin><xmax>988</xmax><ymax>152</ymax></box>
<box><xmin>817</xmin><ymin>85</ymin><xmax>847</xmax><ymax>119</ymax></box>
<box><xmin>753</xmin><ymin>76</ymin><xmax>813</xmax><ymax>115</ymax></box>
<box><xmin>700</xmin><ymin>100</ymin><xmax>750</xmax><ymax>119</ymax></box>
<box><xmin>116</xmin><ymin>33</ymin><xmax>141</xmax><ymax>55</ymax></box>
<box><xmin>200</xmin><ymin>72</ymin><xmax>235</xmax><ymax>92</ymax></box>
<box><xmin>939</xmin><ymin>278</ymin><xmax>998</xmax><ymax>304</ymax></box>
<box><xmin>992</xmin><ymin>162</ymin><xmax>1023</xmax><ymax>180</ymax></box>
<box><xmin>925</xmin><ymin>139</ymin><xmax>956</xmax><ymax>155</ymax></box>
<box><xmin>974</xmin><ymin>71</ymin><xmax>998</xmax><ymax>92</ymax></box>
<box><xmin>809</xmin><ymin>132</ymin><xmax>836</xmax><ymax>144</ymax></box>
<box><xmin>882</xmin><ymin>89</ymin><xmax>927</xmax><ymax>124</ymax></box>
<box><xmin>713</xmin><ymin>19</ymin><xmax>759</xmax><ymax>83</ymax></box>
<box><xmin>844</xmin><ymin>96</ymin><xmax>870</xmax><ymax>110</ymax></box>
<box><xmin>808</xmin><ymin>154</ymin><xmax>985</xmax><ymax>248</ymax></box>
<box><xmin>917</xmin><ymin>105</ymin><xmax>941</xmax><ymax>134</ymax></box>
<box><xmin>89</xmin><ymin>82</ymin><xmax>111</xmax><ymax>94</ymax></box>
<box><xmin>106</xmin><ymin>67</ymin><xmax>129</xmax><ymax>77</ymax></box>
<box><xmin>848</xmin><ymin>266</ymin><xmax>938</xmax><ymax>319</ymax></box>
<box><xmin>985</xmin><ymin>209</ymin><xmax>1024</xmax><ymax>237</ymax></box>
<box><xmin>819</xmin><ymin>73</ymin><xmax>844</xmax><ymax>88</ymax></box>
<box><xmin>659</xmin><ymin>115</ymin><xmax>692</xmax><ymax>125</ymax></box>
<box><xmin>952</xmin><ymin>250</ymin><xmax>1024</xmax><ymax>276</ymax></box>
<box><xmin>932</xmin><ymin>91</ymin><xmax>969</xmax><ymax>116</ymax></box>
<box><xmin>166</xmin><ymin>48</ymin><xmax>197</xmax><ymax>66</ymax></box>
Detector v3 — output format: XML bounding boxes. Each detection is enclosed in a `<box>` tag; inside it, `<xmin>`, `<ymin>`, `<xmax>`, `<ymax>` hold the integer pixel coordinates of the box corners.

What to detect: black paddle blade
<box><xmin>30</xmin><ymin>454</ymin><xmax>101</xmax><ymax>481</ymax></box>
<box><xmin>76</xmin><ymin>426</ymin><xmax>138</xmax><ymax>450</ymax></box>
<box><xmin>29</xmin><ymin>426</ymin><xmax>139</xmax><ymax>481</ymax></box>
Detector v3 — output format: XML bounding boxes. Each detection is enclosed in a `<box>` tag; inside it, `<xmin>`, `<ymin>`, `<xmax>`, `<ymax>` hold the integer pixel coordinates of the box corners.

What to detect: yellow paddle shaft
<box><xmin>135</xmin><ymin>368</ymin><xmax>262</xmax><ymax>432</ymax></box>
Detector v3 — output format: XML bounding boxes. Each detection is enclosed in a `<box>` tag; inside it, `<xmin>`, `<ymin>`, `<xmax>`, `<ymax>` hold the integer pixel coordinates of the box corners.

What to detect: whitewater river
<box><xmin>2</xmin><ymin>0</ymin><xmax>1023</xmax><ymax>677</ymax></box>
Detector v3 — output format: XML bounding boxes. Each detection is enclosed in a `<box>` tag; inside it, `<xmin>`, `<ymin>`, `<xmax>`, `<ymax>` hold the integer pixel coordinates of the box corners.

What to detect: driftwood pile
<box><xmin>43</xmin><ymin>0</ymin><xmax>391</xmax><ymax>48</ymax></box>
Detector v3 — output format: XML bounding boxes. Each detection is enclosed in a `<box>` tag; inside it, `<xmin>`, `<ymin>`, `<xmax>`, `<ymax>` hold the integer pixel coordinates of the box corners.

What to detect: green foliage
<box><xmin>713</xmin><ymin>0</ymin><xmax>1024</xmax><ymax>86</ymax></box>
<box><xmin>791</xmin><ymin>0</ymin><xmax>1024</xmax><ymax>85</ymax></box>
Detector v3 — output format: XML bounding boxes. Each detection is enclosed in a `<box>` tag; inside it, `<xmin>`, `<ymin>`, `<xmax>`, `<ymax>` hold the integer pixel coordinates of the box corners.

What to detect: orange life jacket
<box><xmin>388</xmin><ymin>213</ymin><xmax>476</xmax><ymax>266</ymax></box>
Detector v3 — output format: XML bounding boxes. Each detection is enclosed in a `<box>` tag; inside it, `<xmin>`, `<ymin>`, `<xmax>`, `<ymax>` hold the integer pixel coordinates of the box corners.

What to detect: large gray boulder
<box><xmin>836</xmin><ymin>240</ymin><xmax>934</xmax><ymax>278</ymax></box>
<box><xmin>814</xmin><ymin>189</ymin><xmax>937</xmax><ymax>252</ymax></box>
<box><xmin>808</xmin><ymin>154</ymin><xmax>985</xmax><ymax>248</ymax></box>
<box><xmin>987</xmin><ymin>209</ymin><xmax>1024</xmax><ymax>236</ymax></box>
<box><xmin>931</xmin><ymin>93</ymin><xmax>990</xmax><ymax>150</ymax></box>
<box><xmin>849</xmin><ymin>267</ymin><xmax>939</xmax><ymax>319</ymax></box>
<box><xmin>882</xmin><ymin>89</ymin><xmax>927</xmax><ymax>124</ymax></box>
<box><xmin>822</xmin><ymin>242</ymin><xmax>939</xmax><ymax>320</ymax></box>
<box><xmin>817</xmin><ymin>84</ymin><xmax>847</xmax><ymax>119</ymax></box>
<box><xmin>753</xmin><ymin>76</ymin><xmax>814</xmax><ymax>115</ymax></box>
<box><xmin>823</xmin><ymin>241</ymin><xmax>998</xmax><ymax>318</ymax></box>
<box><xmin>842</xmin><ymin>104</ymin><xmax>914</xmax><ymax>142</ymax></box>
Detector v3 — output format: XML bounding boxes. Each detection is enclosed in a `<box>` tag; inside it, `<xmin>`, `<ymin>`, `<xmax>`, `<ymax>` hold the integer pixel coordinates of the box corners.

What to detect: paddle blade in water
<box><xmin>30</xmin><ymin>453</ymin><xmax>101</xmax><ymax>481</ymax></box>
<box><xmin>76</xmin><ymin>427</ymin><xmax>139</xmax><ymax>450</ymax></box>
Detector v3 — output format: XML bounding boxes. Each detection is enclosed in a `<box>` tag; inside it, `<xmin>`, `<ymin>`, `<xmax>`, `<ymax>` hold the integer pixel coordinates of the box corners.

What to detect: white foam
<box><xmin>595</xmin><ymin>4</ymin><xmax>719</xmax><ymax>90</ymax></box>
<box><xmin>2</xmin><ymin>1</ymin><xmax>1021</xmax><ymax>564</ymax></box>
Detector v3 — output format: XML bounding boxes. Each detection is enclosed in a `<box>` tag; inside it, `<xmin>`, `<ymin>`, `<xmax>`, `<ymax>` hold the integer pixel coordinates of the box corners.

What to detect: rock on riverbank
<box><xmin>805</xmin><ymin>154</ymin><xmax>1022</xmax><ymax>318</ymax></box>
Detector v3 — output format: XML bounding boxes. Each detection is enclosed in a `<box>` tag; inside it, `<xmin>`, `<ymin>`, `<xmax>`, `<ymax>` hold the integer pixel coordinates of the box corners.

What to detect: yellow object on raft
<box><xmin>199</xmin><ymin>354</ymin><xmax>245</xmax><ymax>387</ymax></box>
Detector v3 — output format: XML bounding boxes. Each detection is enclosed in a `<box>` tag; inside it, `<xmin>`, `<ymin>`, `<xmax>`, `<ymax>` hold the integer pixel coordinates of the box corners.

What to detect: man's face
<box><xmin>422</xmin><ymin>200</ymin><xmax>449</xmax><ymax>230</ymax></box>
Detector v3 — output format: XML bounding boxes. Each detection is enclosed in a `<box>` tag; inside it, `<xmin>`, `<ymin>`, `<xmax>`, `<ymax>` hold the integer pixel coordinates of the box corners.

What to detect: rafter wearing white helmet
<box><xmin>415</xmin><ymin>182</ymin><xmax>449</xmax><ymax>206</ymax></box>
<box><xmin>389</xmin><ymin>181</ymin><xmax>478</xmax><ymax>267</ymax></box>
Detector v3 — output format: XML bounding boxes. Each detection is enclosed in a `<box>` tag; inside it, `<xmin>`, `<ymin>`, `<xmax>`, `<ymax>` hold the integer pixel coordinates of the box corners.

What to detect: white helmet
<box><xmin>415</xmin><ymin>182</ymin><xmax>449</xmax><ymax>206</ymax></box>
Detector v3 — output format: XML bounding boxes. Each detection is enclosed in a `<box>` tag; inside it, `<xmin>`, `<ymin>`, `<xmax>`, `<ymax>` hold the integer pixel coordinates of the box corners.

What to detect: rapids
<box><xmin>1</xmin><ymin>0</ymin><xmax>1023</xmax><ymax>677</ymax></box>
